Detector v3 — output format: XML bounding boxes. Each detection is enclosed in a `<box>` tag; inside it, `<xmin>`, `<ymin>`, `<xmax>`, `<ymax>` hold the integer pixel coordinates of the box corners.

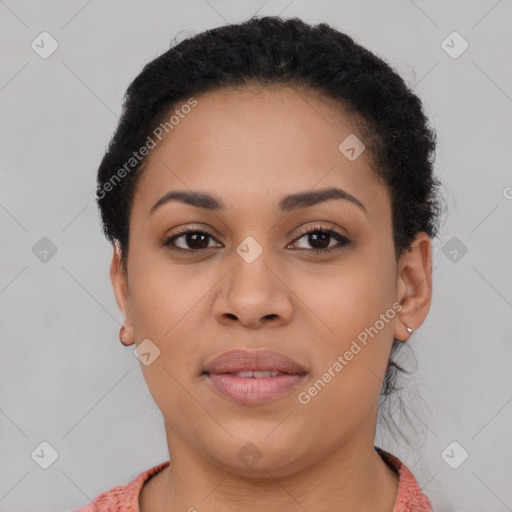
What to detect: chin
<box><xmin>203</xmin><ymin>428</ymin><xmax>309</xmax><ymax>476</ymax></box>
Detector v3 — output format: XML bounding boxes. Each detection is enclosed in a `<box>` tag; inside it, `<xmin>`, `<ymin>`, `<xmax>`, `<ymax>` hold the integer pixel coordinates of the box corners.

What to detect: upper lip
<box><xmin>203</xmin><ymin>348</ymin><xmax>307</xmax><ymax>375</ymax></box>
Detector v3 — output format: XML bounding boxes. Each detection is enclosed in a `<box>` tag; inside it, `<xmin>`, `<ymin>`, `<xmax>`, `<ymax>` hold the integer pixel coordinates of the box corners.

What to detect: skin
<box><xmin>110</xmin><ymin>84</ymin><xmax>433</xmax><ymax>512</ymax></box>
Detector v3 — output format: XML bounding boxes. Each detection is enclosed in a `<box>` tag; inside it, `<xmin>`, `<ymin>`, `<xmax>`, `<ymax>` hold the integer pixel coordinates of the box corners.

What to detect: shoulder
<box><xmin>376</xmin><ymin>447</ymin><xmax>433</xmax><ymax>512</ymax></box>
<box><xmin>72</xmin><ymin>460</ymin><xmax>170</xmax><ymax>512</ymax></box>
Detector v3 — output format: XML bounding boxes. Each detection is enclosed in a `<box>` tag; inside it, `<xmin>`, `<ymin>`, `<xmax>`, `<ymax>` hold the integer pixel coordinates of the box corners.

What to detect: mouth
<box><xmin>202</xmin><ymin>348</ymin><xmax>307</xmax><ymax>405</ymax></box>
<box><xmin>202</xmin><ymin>348</ymin><xmax>307</xmax><ymax>376</ymax></box>
<box><xmin>208</xmin><ymin>370</ymin><xmax>296</xmax><ymax>378</ymax></box>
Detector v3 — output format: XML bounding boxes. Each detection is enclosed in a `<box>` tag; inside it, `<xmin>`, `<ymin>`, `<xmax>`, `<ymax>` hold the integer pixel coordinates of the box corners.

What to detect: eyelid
<box><xmin>292</xmin><ymin>221</ymin><xmax>347</xmax><ymax>238</ymax></box>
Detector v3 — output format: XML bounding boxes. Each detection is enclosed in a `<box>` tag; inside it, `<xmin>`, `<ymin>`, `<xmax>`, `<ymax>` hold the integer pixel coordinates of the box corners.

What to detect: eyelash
<box><xmin>162</xmin><ymin>224</ymin><xmax>350</xmax><ymax>255</ymax></box>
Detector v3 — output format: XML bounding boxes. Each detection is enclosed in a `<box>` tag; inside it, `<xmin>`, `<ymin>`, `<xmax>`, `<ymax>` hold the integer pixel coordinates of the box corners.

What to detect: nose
<box><xmin>212</xmin><ymin>255</ymin><xmax>293</xmax><ymax>330</ymax></box>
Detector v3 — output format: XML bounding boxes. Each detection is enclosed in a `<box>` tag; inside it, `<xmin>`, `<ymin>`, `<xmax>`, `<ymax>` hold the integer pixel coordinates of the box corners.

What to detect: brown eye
<box><xmin>163</xmin><ymin>229</ymin><xmax>219</xmax><ymax>252</ymax></box>
<box><xmin>289</xmin><ymin>226</ymin><xmax>350</xmax><ymax>255</ymax></box>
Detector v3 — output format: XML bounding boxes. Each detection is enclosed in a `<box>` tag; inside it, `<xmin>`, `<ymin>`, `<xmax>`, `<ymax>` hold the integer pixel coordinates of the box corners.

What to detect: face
<box><xmin>111</xmin><ymin>85</ymin><xmax>432</xmax><ymax>476</ymax></box>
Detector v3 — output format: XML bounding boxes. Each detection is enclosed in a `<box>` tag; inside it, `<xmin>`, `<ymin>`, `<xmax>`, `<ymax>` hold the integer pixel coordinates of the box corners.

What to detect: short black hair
<box><xmin>95</xmin><ymin>15</ymin><xmax>444</xmax><ymax>441</ymax></box>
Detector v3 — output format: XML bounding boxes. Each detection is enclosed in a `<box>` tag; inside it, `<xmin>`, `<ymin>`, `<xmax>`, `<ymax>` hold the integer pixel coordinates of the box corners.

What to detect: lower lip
<box><xmin>205</xmin><ymin>373</ymin><xmax>306</xmax><ymax>405</ymax></box>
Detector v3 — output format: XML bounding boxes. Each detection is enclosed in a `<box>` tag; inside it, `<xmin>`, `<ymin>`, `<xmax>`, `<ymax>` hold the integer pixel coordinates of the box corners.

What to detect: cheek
<box><xmin>127</xmin><ymin>258</ymin><xmax>217</xmax><ymax>378</ymax></box>
<box><xmin>127</xmin><ymin>252</ymin><xmax>205</xmax><ymax>334</ymax></box>
<box><xmin>295</xmin><ymin>256</ymin><xmax>396</xmax><ymax>343</ymax></box>
<box><xmin>294</xmin><ymin>258</ymin><xmax>397</xmax><ymax>404</ymax></box>
<box><xmin>127</xmin><ymin>264</ymin><xmax>208</xmax><ymax>417</ymax></box>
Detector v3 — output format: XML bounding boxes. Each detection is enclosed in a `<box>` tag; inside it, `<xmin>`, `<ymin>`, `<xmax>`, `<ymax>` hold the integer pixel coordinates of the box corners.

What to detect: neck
<box><xmin>140</xmin><ymin>429</ymin><xmax>399</xmax><ymax>512</ymax></box>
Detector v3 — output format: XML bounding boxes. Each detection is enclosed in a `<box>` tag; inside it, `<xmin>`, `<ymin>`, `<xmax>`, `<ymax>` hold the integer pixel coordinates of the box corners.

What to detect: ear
<box><xmin>110</xmin><ymin>242</ymin><xmax>134</xmax><ymax>345</ymax></box>
<box><xmin>393</xmin><ymin>232</ymin><xmax>433</xmax><ymax>341</ymax></box>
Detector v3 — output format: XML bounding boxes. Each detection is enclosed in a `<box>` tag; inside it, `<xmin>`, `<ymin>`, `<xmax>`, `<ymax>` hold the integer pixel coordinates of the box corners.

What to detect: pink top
<box><xmin>73</xmin><ymin>448</ymin><xmax>432</xmax><ymax>511</ymax></box>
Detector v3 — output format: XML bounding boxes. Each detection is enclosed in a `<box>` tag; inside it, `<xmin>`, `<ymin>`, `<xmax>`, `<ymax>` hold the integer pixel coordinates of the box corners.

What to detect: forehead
<box><xmin>132</xmin><ymin>85</ymin><xmax>390</xmax><ymax>220</ymax></box>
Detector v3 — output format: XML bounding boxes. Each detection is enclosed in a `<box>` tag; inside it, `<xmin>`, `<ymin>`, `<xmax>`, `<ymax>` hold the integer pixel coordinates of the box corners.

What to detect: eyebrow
<box><xmin>150</xmin><ymin>187</ymin><xmax>367</xmax><ymax>215</ymax></box>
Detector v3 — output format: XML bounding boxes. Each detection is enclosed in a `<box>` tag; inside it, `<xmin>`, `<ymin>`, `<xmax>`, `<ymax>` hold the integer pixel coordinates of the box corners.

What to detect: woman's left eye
<box><xmin>163</xmin><ymin>226</ymin><xmax>349</xmax><ymax>255</ymax></box>
<box><xmin>289</xmin><ymin>227</ymin><xmax>350</xmax><ymax>254</ymax></box>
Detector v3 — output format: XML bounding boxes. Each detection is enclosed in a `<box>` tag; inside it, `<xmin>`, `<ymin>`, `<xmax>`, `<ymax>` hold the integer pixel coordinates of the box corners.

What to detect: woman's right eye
<box><xmin>163</xmin><ymin>229</ymin><xmax>220</xmax><ymax>253</ymax></box>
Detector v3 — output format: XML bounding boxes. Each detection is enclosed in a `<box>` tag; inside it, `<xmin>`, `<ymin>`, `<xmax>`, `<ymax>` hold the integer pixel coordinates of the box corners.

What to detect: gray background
<box><xmin>1</xmin><ymin>1</ymin><xmax>511</xmax><ymax>511</ymax></box>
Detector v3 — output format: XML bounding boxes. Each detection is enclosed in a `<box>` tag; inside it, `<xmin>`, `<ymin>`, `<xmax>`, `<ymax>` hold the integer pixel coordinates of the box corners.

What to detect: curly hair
<box><xmin>95</xmin><ymin>15</ymin><xmax>443</xmax><ymax>441</ymax></box>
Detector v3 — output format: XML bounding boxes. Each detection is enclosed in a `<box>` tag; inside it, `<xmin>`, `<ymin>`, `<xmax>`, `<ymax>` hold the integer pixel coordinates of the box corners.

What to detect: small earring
<box><xmin>119</xmin><ymin>326</ymin><xmax>131</xmax><ymax>346</ymax></box>
<box><xmin>398</xmin><ymin>314</ymin><xmax>414</xmax><ymax>338</ymax></box>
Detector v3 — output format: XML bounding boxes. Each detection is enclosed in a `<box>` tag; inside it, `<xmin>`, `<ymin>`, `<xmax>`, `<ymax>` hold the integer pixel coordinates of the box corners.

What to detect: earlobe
<box><xmin>393</xmin><ymin>232</ymin><xmax>433</xmax><ymax>342</ymax></box>
<box><xmin>119</xmin><ymin>325</ymin><xmax>133</xmax><ymax>346</ymax></box>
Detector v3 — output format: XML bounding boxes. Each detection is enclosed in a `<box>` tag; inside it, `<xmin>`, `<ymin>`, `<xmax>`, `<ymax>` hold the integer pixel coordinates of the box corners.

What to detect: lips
<box><xmin>202</xmin><ymin>348</ymin><xmax>307</xmax><ymax>376</ymax></box>
<box><xmin>202</xmin><ymin>348</ymin><xmax>308</xmax><ymax>405</ymax></box>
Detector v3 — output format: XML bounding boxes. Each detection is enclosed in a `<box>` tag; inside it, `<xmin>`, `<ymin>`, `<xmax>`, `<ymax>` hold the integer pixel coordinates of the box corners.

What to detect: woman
<box><xmin>79</xmin><ymin>15</ymin><xmax>442</xmax><ymax>511</ymax></box>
